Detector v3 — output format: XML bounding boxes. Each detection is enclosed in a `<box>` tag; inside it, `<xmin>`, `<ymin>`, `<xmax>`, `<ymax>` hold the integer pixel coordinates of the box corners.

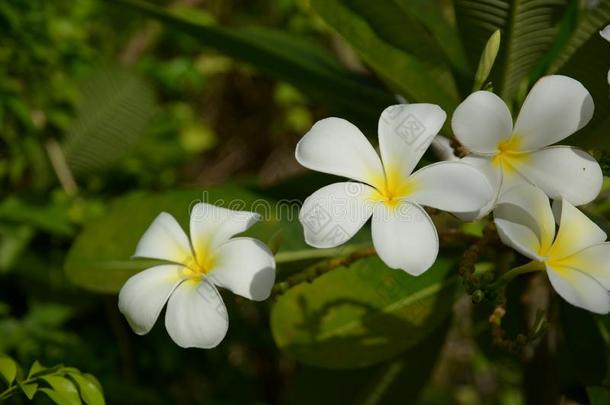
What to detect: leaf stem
<box><xmin>272</xmin><ymin>246</ymin><xmax>376</xmax><ymax>297</ymax></box>
<box><xmin>489</xmin><ymin>260</ymin><xmax>545</xmax><ymax>290</ymax></box>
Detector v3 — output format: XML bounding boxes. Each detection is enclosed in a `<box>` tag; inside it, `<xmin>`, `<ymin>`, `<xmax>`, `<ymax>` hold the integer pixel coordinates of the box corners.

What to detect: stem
<box><xmin>272</xmin><ymin>247</ymin><xmax>376</xmax><ymax>297</ymax></box>
<box><xmin>489</xmin><ymin>260</ymin><xmax>545</xmax><ymax>290</ymax></box>
<box><xmin>274</xmin><ymin>243</ymin><xmax>372</xmax><ymax>264</ymax></box>
<box><xmin>0</xmin><ymin>385</ymin><xmax>18</xmax><ymax>400</ymax></box>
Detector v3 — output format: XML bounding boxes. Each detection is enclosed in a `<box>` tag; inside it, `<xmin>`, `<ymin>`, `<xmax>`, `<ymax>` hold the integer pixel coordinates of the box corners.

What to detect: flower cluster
<box><xmin>118</xmin><ymin>74</ymin><xmax>610</xmax><ymax>349</ymax></box>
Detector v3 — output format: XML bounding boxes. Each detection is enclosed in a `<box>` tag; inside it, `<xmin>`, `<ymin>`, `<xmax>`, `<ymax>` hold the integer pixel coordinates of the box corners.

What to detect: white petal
<box><xmin>210</xmin><ymin>238</ymin><xmax>276</xmax><ymax>301</ymax></box>
<box><xmin>190</xmin><ymin>203</ymin><xmax>260</xmax><ymax>258</ymax></box>
<box><xmin>299</xmin><ymin>182</ymin><xmax>375</xmax><ymax>248</ymax></box>
<box><xmin>550</xmin><ymin>199</ymin><xmax>607</xmax><ymax>259</ymax></box>
<box><xmin>546</xmin><ymin>265</ymin><xmax>610</xmax><ymax>314</ymax></box>
<box><xmin>378</xmin><ymin>104</ymin><xmax>447</xmax><ymax>177</ymax></box>
<box><xmin>371</xmin><ymin>202</ymin><xmax>438</xmax><ymax>276</ymax></box>
<box><xmin>295</xmin><ymin>118</ymin><xmax>384</xmax><ymax>185</ymax></box>
<box><xmin>494</xmin><ymin>217</ymin><xmax>542</xmax><ymax>261</ymax></box>
<box><xmin>134</xmin><ymin>212</ymin><xmax>194</xmax><ymax>265</ymax></box>
<box><xmin>513</xmin><ymin>75</ymin><xmax>594</xmax><ymax>150</ymax></box>
<box><xmin>516</xmin><ymin>146</ymin><xmax>603</xmax><ymax>206</ymax></box>
<box><xmin>408</xmin><ymin>161</ymin><xmax>493</xmax><ymax>213</ymax></box>
<box><xmin>601</xmin><ymin>25</ymin><xmax>610</xmax><ymax>42</ymax></box>
<box><xmin>455</xmin><ymin>155</ymin><xmax>501</xmax><ymax>220</ymax></box>
<box><xmin>451</xmin><ymin>91</ymin><xmax>513</xmax><ymax>154</ymax></box>
<box><xmin>496</xmin><ymin>183</ymin><xmax>555</xmax><ymax>251</ymax></box>
<box><xmin>559</xmin><ymin>243</ymin><xmax>610</xmax><ymax>290</ymax></box>
<box><xmin>165</xmin><ymin>280</ymin><xmax>229</xmax><ymax>349</ymax></box>
<box><xmin>118</xmin><ymin>265</ymin><xmax>184</xmax><ymax>335</ymax></box>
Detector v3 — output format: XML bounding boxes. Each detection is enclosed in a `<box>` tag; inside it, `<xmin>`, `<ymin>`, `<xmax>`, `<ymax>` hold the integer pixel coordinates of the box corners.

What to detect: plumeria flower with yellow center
<box><xmin>296</xmin><ymin>104</ymin><xmax>493</xmax><ymax>275</ymax></box>
<box><xmin>118</xmin><ymin>203</ymin><xmax>276</xmax><ymax>349</ymax></box>
<box><xmin>494</xmin><ymin>184</ymin><xmax>610</xmax><ymax>314</ymax></box>
<box><xmin>452</xmin><ymin>75</ymin><xmax>602</xmax><ymax>219</ymax></box>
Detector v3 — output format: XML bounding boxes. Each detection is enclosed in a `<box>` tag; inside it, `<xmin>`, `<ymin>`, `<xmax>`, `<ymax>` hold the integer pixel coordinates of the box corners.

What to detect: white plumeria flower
<box><xmin>296</xmin><ymin>104</ymin><xmax>493</xmax><ymax>275</ymax></box>
<box><xmin>118</xmin><ymin>203</ymin><xmax>276</xmax><ymax>349</ymax></box>
<box><xmin>494</xmin><ymin>184</ymin><xmax>610</xmax><ymax>314</ymax></box>
<box><xmin>452</xmin><ymin>75</ymin><xmax>602</xmax><ymax>219</ymax></box>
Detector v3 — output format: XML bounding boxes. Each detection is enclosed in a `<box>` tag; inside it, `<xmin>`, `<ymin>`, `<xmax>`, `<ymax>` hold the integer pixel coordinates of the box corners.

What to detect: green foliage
<box><xmin>455</xmin><ymin>0</ymin><xmax>567</xmax><ymax>101</ymax></box>
<box><xmin>271</xmin><ymin>256</ymin><xmax>456</xmax><ymax>369</ymax></box>
<box><xmin>108</xmin><ymin>0</ymin><xmax>394</xmax><ymax>128</ymax></box>
<box><xmin>0</xmin><ymin>358</ymin><xmax>105</xmax><ymax>404</ymax></box>
<box><xmin>473</xmin><ymin>30</ymin><xmax>502</xmax><ymax>91</ymax></box>
<box><xmin>550</xmin><ymin>1</ymin><xmax>610</xmax><ymax>147</ymax></box>
<box><xmin>310</xmin><ymin>0</ymin><xmax>460</xmax><ymax>112</ymax></box>
<box><xmin>63</xmin><ymin>67</ymin><xmax>157</xmax><ymax>176</ymax></box>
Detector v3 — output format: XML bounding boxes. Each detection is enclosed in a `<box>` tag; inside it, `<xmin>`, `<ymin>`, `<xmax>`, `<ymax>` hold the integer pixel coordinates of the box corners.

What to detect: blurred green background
<box><xmin>2</xmin><ymin>0</ymin><xmax>610</xmax><ymax>404</ymax></box>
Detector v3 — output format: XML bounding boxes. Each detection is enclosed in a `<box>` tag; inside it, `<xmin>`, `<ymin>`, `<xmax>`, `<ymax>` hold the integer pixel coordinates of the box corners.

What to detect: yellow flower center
<box><xmin>369</xmin><ymin>165</ymin><xmax>418</xmax><ymax>208</ymax></box>
<box><xmin>491</xmin><ymin>135</ymin><xmax>529</xmax><ymax>174</ymax></box>
<box><xmin>182</xmin><ymin>246</ymin><xmax>216</xmax><ymax>280</ymax></box>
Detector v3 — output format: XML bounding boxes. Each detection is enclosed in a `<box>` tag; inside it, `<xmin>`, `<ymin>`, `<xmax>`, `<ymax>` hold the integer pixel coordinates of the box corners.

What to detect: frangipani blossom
<box><xmin>296</xmin><ymin>104</ymin><xmax>493</xmax><ymax>275</ymax></box>
<box><xmin>452</xmin><ymin>75</ymin><xmax>602</xmax><ymax>219</ymax></box>
<box><xmin>494</xmin><ymin>184</ymin><xmax>610</xmax><ymax>314</ymax></box>
<box><xmin>118</xmin><ymin>203</ymin><xmax>275</xmax><ymax>349</ymax></box>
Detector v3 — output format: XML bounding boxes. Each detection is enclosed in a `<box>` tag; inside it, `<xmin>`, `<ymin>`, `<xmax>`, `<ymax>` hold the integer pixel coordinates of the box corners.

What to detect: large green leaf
<box><xmin>271</xmin><ymin>255</ymin><xmax>456</xmax><ymax>369</ymax></box>
<box><xmin>107</xmin><ymin>0</ymin><xmax>393</xmax><ymax>129</ymax></box>
<box><xmin>455</xmin><ymin>0</ymin><xmax>567</xmax><ymax>100</ymax></box>
<box><xmin>310</xmin><ymin>0</ymin><xmax>460</xmax><ymax>112</ymax></box>
<box><xmin>549</xmin><ymin>1</ymin><xmax>610</xmax><ymax>147</ymax></box>
<box><xmin>284</xmin><ymin>320</ymin><xmax>449</xmax><ymax>404</ymax></box>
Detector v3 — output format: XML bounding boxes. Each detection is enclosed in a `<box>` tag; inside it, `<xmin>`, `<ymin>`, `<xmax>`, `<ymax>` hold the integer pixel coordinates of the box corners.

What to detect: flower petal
<box><xmin>513</xmin><ymin>75</ymin><xmax>594</xmax><ymax>150</ymax></box>
<box><xmin>408</xmin><ymin>161</ymin><xmax>493</xmax><ymax>213</ymax></box>
<box><xmin>165</xmin><ymin>280</ymin><xmax>229</xmax><ymax>349</ymax></box>
<box><xmin>559</xmin><ymin>243</ymin><xmax>610</xmax><ymax>290</ymax></box>
<box><xmin>516</xmin><ymin>146</ymin><xmax>603</xmax><ymax>206</ymax></box>
<box><xmin>133</xmin><ymin>212</ymin><xmax>194</xmax><ymax>265</ymax></box>
<box><xmin>546</xmin><ymin>265</ymin><xmax>610</xmax><ymax>314</ymax></box>
<box><xmin>299</xmin><ymin>182</ymin><xmax>375</xmax><ymax>248</ymax></box>
<box><xmin>455</xmin><ymin>155</ymin><xmax>501</xmax><ymax>220</ymax></box>
<box><xmin>601</xmin><ymin>25</ymin><xmax>610</xmax><ymax>42</ymax></box>
<box><xmin>451</xmin><ymin>91</ymin><xmax>513</xmax><ymax>154</ymax></box>
<box><xmin>550</xmin><ymin>199</ymin><xmax>607</xmax><ymax>259</ymax></box>
<box><xmin>371</xmin><ymin>202</ymin><xmax>438</xmax><ymax>276</ymax></box>
<box><xmin>378</xmin><ymin>103</ymin><xmax>447</xmax><ymax>177</ymax></box>
<box><xmin>190</xmin><ymin>203</ymin><xmax>260</xmax><ymax>259</ymax></box>
<box><xmin>118</xmin><ymin>265</ymin><xmax>184</xmax><ymax>335</ymax></box>
<box><xmin>210</xmin><ymin>238</ymin><xmax>276</xmax><ymax>301</ymax></box>
<box><xmin>496</xmin><ymin>183</ymin><xmax>555</xmax><ymax>251</ymax></box>
<box><xmin>295</xmin><ymin>117</ymin><xmax>384</xmax><ymax>185</ymax></box>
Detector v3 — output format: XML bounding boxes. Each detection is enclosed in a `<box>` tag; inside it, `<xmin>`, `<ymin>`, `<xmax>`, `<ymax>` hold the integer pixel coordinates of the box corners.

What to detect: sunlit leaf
<box><xmin>473</xmin><ymin>30</ymin><xmax>501</xmax><ymax>91</ymax></box>
<box><xmin>41</xmin><ymin>375</ymin><xmax>81</xmax><ymax>405</ymax></box>
<box><xmin>271</xmin><ymin>256</ymin><xmax>456</xmax><ymax>369</ymax></box>
<box><xmin>19</xmin><ymin>382</ymin><xmax>38</xmax><ymax>400</ymax></box>
<box><xmin>68</xmin><ymin>373</ymin><xmax>105</xmax><ymax>405</ymax></box>
<box><xmin>0</xmin><ymin>355</ymin><xmax>17</xmax><ymax>385</ymax></box>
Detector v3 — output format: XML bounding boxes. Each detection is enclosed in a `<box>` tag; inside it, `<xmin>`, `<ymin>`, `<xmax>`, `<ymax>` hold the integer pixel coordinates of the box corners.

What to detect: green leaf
<box><xmin>0</xmin><ymin>355</ymin><xmax>17</xmax><ymax>385</ymax></box>
<box><xmin>63</xmin><ymin>67</ymin><xmax>156</xmax><ymax>176</ymax></box>
<box><xmin>473</xmin><ymin>30</ymin><xmax>501</xmax><ymax>91</ymax></box>
<box><xmin>455</xmin><ymin>0</ymin><xmax>567</xmax><ymax>100</ymax></box>
<box><xmin>41</xmin><ymin>375</ymin><xmax>81</xmax><ymax>405</ymax></box>
<box><xmin>40</xmin><ymin>387</ymin><xmax>78</xmax><ymax>405</ymax></box>
<box><xmin>549</xmin><ymin>1</ymin><xmax>610</xmax><ymax>147</ymax></box>
<box><xmin>65</xmin><ymin>186</ymin><xmax>310</xmax><ymax>293</ymax></box>
<box><xmin>68</xmin><ymin>373</ymin><xmax>105</xmax><ymax>405</ymax></box>
<box><xmin>284</xmin><ymin>320</ymin><xmax>449</xmax><ymax>404</ymax></box>
<box><xmin>588</xmin><ymin>386</ymin><xmax>610</xmax><ymax>405</ymax></box>
<box><xmin>310</xmin><ymin>0</ymin><xmax>460</xmax><ymax>112</ymax></box>
<box><xmin>559</xmin><ymin>301</ymin><xmax>607</xmax><ymax>385</ymax></box>
<box><xmin>107</xmin><ymin>0</ymin><xmax>393</xmax><ymax>130</ymax></box>
<box><xmin>27</xmin><ymin>360</ymin><xmax>45</xmax><ymax>378</ymax></box>
<box><xmin>19</xmin><ymin>382</ymin><xmax>38</xmax><ymax>400</ymax></box>
<box><xmin>271</xmin><ymin>256</ymin><xmax>456</xmax><ymax>369</ymax></box>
